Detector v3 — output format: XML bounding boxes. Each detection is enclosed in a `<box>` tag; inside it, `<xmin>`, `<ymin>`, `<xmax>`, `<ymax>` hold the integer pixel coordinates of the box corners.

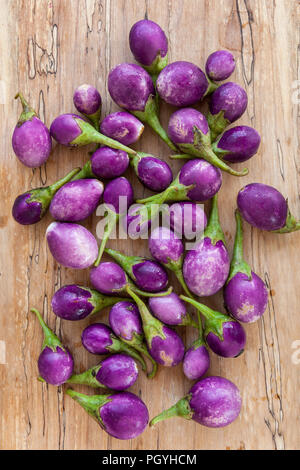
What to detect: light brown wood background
<box><xmin>1</xmin><ymin>0</ymin><xmax>300</xmax><ymax>450</ymax></box>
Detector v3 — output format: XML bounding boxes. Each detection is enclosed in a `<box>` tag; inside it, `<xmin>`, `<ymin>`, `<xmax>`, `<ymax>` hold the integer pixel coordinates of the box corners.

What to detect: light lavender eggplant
<box><xmin>148</xmin><ymin>293</ymin><xmax>197</xmax><ymax>327</ymax></box>
<box><xmin>168</xmin><ymin>202</ymin><xmax>207</xmax><ymax>239</ymax></box>
<box><xmin>100</xmin><ymin>111</ymin><xmax>144</xmax><ymax>145</ymax></box>
<box><xmin>73</xmin><ymin>84</ymin><xmax>102</xmax><ymax>130</ymax></box>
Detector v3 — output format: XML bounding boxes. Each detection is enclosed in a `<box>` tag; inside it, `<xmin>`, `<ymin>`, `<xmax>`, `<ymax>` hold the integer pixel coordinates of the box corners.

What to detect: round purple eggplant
<box><xmin>67</xmin><ymin>353</ymin><xmax>138</xmax><ymax>391</ymax></box>
<box><xmin>149</xmin><ymin>226</ymin><xmax>193</xmax><ymax>297</ymax></box>
<box><xmin>12</xmin><ymin>92</ymin><xmax>52</xmax><ymax>168</ymax></box>
<box><xmin>12</xmin><ymin>167</ymin><xmax>80</xmax><ymax>225</ymax></box>
<box><xmin>208</xmin><ymin>82</ymin><xmax>248</xmax><ymax>140</ymax></box>
<box><xmin>224</xmin><ymin>210</ymin><xmax>268</xmax><ymax>323</ymax></box>
<box><xmin>237</xmin><ymin>182</ymin><xmax>300</xmax><ymax>233</ymax></box>
<box><xmin>156</xmin><ymin>61</ymin><xmax>215</xmax><ymax>107</ymax></box>
<box><xmin>94</xmin><ymin>177</ymin><xmax>134</xmax><ymax>265</ymax></box>
<box><xmin>100</xmin><ymin>111</ymin><xmax>144</xmax><ymax>145</ymax></box>
<box><xmin>46</xmin><ymin>222</ymin><xmax>98</xmax><ymax>269</ymax></box>
<box><xmin>73</xmin><ymin>84</ymin><xmax>102</xmax><ymax>130</ymax></box>
<box><xmin>205</xmin><ymin>50</ymin><xmax>236</xmax><ymax>81</ymax></box>
<box><xmin>31</xmin><ymin>308</ymin><xmax>74</xmax><ymax>386</ymax></box>
<box><xmin>150</xmin><ymin>376</ymin><xmax>241</xmax><ymax>428</ymax></box>
<box><xmin>130</xmin><ymin>152</ymin><xmax>173</xmax><ymax>192</ymax></box>
<box><xmin>49</xmin><ymin>178</ymin><xmax>103</xmax><ymax>222</ymax></box>
<box><xmin>73</xmin><ymin>146</ymin><xmax>130</xmax><ymax>181</ymax></box>
<box><xmin>81</xmin><ymin>323</ymin><xmax>146</xmax><ymax>370</ymax></box>
<box><xmin>50</xmin><ymin>113</ymin><xmax>136</xmax><ymax>154</ymax></box>
<box><xmin>129</xmin><ymin>19</ymin><xmax>168</xmax><ymax>78</ymax></box>
<box><xmin>168</xmin><ymin>108</ymin><xmax>248</xmax><ymax>176</ymax></box>
<box><xmin>183</xmin><ymin>194</ymin><xmax>230</xmax><ymax>296</ymax></box>
<box><xmin>51</xmin><ymin>285</ymin><xmax>125</xmax><ymax>321</ymax></box>
<box><xmin>212</xmin><ymin>126</ymin><xmax>261</xmax><ymax>163</ymax></box>
<box><xmin>109</xmin><ymin>300</ymin><xmax>157</xmax><ymax>378</ymax></box>
<box><xmin>148</xmin><ymin>293</ymin><xmax>197</xmax><ymax>327</ymax></box>
<box><xmin>108</xmin><ymin>63</ymin><xmax>176</xmax><ymax>150</ymax></box>
<box><xmin>182</xmin><ymin>296</ymin><xmax>246</xmax><ymax>358</ymax></box>
<box><xmin>67</xmin><ymin>389</ymin><xmax>149</xmax><ymax>440</ymax></box>
<box><xmin>168</xmin><ymin>202</ymin><xmax>207</xmax><ymax>239</ymax></box>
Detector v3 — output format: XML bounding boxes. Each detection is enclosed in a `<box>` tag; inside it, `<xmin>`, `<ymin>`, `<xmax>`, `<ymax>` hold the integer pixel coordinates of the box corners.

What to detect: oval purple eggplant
<box><xmin>183</xmin><ymin>345</ymin><xmax>210</xmax><ymax>381</ymax></box>
<box><xmin>91</xmin><ymin>147</ymin><xmax>129</xmax><ymax>179</ymax></box>
<box><xmin>168</xmin><ymin>107</ymin><xmax>209</xmax><ymax>144</ymax></box>
<box><xmin>96</xmin><ymin>354</ymin><xmax>138</xmax><ymax>391</ymax></box>
<box><xmin>129</xmin><ymin>19</ymin><xmax>168</xmax><ymax>67</ymax></box>
<box><xmin>179</xmin><ymin>159</ymin><xmax>222</xmax><ymax>203</ymax></box>
<box><xmin>148</xmin><ymin>293</ymin><xmax>188</xmax><ymax>326</ymax></box>
<box><xmin>136</xmin><ymin>155</ymin><xmax>173</xmax><ymax>192</ymax></box>
<box><xmin>149</xmin><ymin>325</ymin><xmax>185</xmax><ymax>367</ymax></box>
<box><xmin>109</xmin><ymin>301</ymin><xmax>143</xmax><ymax>341</ymax></box>
<box><xmin>73</xmin><ymin>84</ymin><xmax>102</xmax><ymax>116</ymax></box>
<box><xmin>214</xmin><ymin>126</ymin><xmax>261</xmax><ymax>163</ymax></box>
<box><xmin>209</xmin><ymin>82</ymin><xmax>248</xmax><ymax>123</ymax></box>
<box><xmin>206</xmin><ymin>321</ymin><xmax>246</xmax><ymax>358</ymax></box>
<box><xmin>100</xmin><ymin>111</ymin><xmax>144</xmax><ymax>145</ymax></box>
<box><xmin>205</xmin><ymin>50</ymin><xmax>235</xmax><ymax>81</ymax></box>
<box><xmin>168</xmin><ymin>202</ymin><xmax>207</xmax><ymax>238</ymax></box>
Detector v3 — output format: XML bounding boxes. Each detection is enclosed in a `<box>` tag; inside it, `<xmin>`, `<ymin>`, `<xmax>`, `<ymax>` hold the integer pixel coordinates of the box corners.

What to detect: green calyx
<box><xmin>67</xmin><ymin>364</ymin><xmax>105</xmax><ymax>388</ymax></box>
<box><xmin>70</xmin><ymin>118</ymin><xmax>136</xmax><ymax>154</ymax></box>
<box><xmin>71</xmin><ymin>160</ymin><xmax>95</xmax><ymax>181</ymax></box>
<box><xmin>227</xmin><ymin>210</ymin><xmax>252</xmax><ymax>284</ymax></box>
<box><xmin>163</xmin><ymin>257</ymin><xmax>195</xmax><ymax>300</ymax></box>
<box><xmin>204</xmin><ymin>194</ymin><xmax>226</xmax><ymax>246</ymax></box>
<box><xmin>31</xmin><ymin>308</ymin><xmax>65</xmax><ymax>353</ymax></box>
<box><xmin>207</xmin><ymin>110</ymin><xmax>229</xmax><ymax>142</ymax></box>
<box><xmin>94</xmin><ymin>208</ymin><xmax>119</xmax><ymax>267</ymax></box>
<box><xmin>83</xmin><ymin>107</ymin><xmax>102</xmax><ymax>132</ymax></box>
<box><xmin>105</xmin><ymin>247</ymin><xmax>143</xmax><ymax>282</ymax></box>
<box><xmin>15</xmin><ymin>92</ymin><xmax>37</xmax><ymax>126</ymax></box>
<box><xmin>109</xmin><ymin>336</ymin><xmax>147</xmax><ymax>372</ymax></box>
<box><xmin>132</xmin><ymin>94</ymin><xmax>177</xmax><ymax>151</ymax></box>
<box><xmin>143</xmin><ymin>53</ymin><xmax>168</xmax><ymax>80</ymax></box>
<box><xmin>121</xmin><ymin>331</ymin><xmax>158</xmax><ymax>379</ymax></box>
<box><xmin>136</xmin><ymin>173</ymin><xmax>194</xmax><ymax>204</ymax></box>
<box><xmin>272</xmin><ymin>205</ymin><xmax>300</xmax><ymax>233</ymax></box>
<box><xmin>66</xmin><ymin>389</ymin><xmax>112</xmax><ymax>428</ymax></box>
<box><xmin>204</xmin><ymin>78</ymin><xmax>219</xmax><ymax>97</ymax></box>
<box><xmin>78</xmin><ymin>286</ymin><xmax>125</xmax><ymax>316</ymax></box>
<box><xmin>149</xmin><ymin>395</ymin><xmax>193</xmax><ymax>426</ymax></box>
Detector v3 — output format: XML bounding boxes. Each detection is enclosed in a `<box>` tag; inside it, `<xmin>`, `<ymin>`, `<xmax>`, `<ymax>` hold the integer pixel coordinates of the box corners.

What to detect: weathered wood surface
<box><xmin>1</xmin><ymin>0</ymin><xmax>300</xmax><ymax>450</ymax></box>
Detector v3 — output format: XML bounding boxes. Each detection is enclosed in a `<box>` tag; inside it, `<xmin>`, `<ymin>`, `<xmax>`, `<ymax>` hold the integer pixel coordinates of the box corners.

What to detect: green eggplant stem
<box><xmin>227</xmin><ymin>210</ymin><xmax>252</xmax><ymax>283</ymax></box>
<box><xmin>49</xmin><ymin>167</ymin><xmax>81</xmax><ymax>194</ymax></box>
<box><xmin>15</xmin><ymin>91</ymin><xmax>37</xmax><ymax>124</ymax></box>
<box><xmin>111</xmin><ymin>338</ymin><xmax>147</xmax><ymax>372</ymax></box>
<box><xmin>94</xmin><ymin>209</ymin><xmax>119</xmax><ymax>267</ymax></box>
<box><xmin>272</xmin><ymin>207</ymin><xmax>300</xmax><ymax>233</ymax></box>
<box><xmin>204</xmin><ymin>194</ymin><xmax>226</xmax><ymax>246</ymax></box>
<box><xmin>66</xmin><ymin>389</ymin><xmax>111</xmax><ymax>425</ymax></box>
<box><xmin>31</xmin><ymin>308</ymin><xmax>63</xmax><ymax>352</ymax></box>
<box><xmin>150</xmin><ymin>396</ymin><xmax>192</xmax><ymax>426</ymax></box>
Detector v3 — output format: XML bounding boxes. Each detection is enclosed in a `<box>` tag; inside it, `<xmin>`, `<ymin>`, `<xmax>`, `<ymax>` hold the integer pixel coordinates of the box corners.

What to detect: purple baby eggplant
<box><xmin>149</xmin><ymin>226</ymin><xmax>193</xmax><ymax>297</ymax></box>
<box><xmin>212</xmin><ymin>126</ymin><xmax>261</xmax><ymax>163</ymax></box>
<box><xmin>182</xmin><ymin>296</ymin><xmax>246</xmax><ymax>358</ymax></box>
<box><xmin>109</xmin><ymin>301</ymin><xmax>157</xmax><ymax>378</ymax></box>
<box><xmin>67</xmin><ymin>353</ymin><xmax>138</xmax><ymax>391</ymax></box>
<box><xmin>156</xmin><ymin>61</ymin><xmax>215</xmax><ymax>107</ymax></box>
<box><xmin>148</xmin><ymin>293</ymin><xmax>197</xmax><ymax>327</ymax></box>
<box><xmin>74</xmin><ymin>146</ymin><xmax>130</xmax><ymax>180</ymax></box>
<box><xmin>100</xmin><ymin>111</ymin><xmax>144</xmax><ymax>145</ymax></box>
<box><xmin>46</xmin><ymin>222</ymin><xmax>98</xmax><ymax>269</ymax></box>
<box><xmin>49</xmin><ymin>178</ymin><xmax>103</xmax><ymax>222</ymax></box>
<box><xmin>183</xmin><ymin>306</ymin><xmax>210</xmax><ymax>380</ymax></box>
<box><xmin>73</xmin><ymin>84</ymin><xmax>102</xmax><ymax>130</ymax></box>
<box><xmin>129</xmin><ymin>19</ymin><xmax>168</xmax><ymax>78</ymax></box>
<box><xmin>205</xmin><ymin>50</ymin><xmax>236</xmax><ymax>81</ymax></box>
<box><xmin>12</xmin><ymin>92</ymin><xmax>52</xmax><ymax>168</ymax></box>
<box><xmin>12</xmin><ymin>167</ymin><xmax>80</xmax><ymax>225</ymax></box>
<box><xmin>168</xmin><ymin>108</ymin><xmax>248</xmax><ymax>176</ymax></box>
<box><xmin>94</xmin><ymin>177</ymin><xmax>134</xmax><ymax>265</ymax></box>
<box><xmin>50</xmin><ymin>113</ymin><xmax>136</xmax><ymax>154</ymax></box>
<box><xmin>130</xmin><ymin>152</ymin><xmax>173</xmax><ymax>192</ymax></box>
<box><xmin>81</xmin><ymin>323</ymin><xmax>146</xmax><ymax>370</ymax></box>
<box><xmin>67</xmin><ymin>389</ymin><xmax>149</xmax><ymax>440</ymax></box>
<box><xmin>224</xmin><ymin>210</ymin><xmax>268</xmax><ymax>323</ymax></box>
<box><xmin>150</xmin><ymin>376</ymin><xmax>241</xmax><ymax>428</ymax></box>
<box><xmin>183</xmin><ymin>194</ymin><xmax>230</xmax><ymax>296</ymax></box>
<box><xmin>208</xmin><ymin>82</ymin><xmax>248</xmax><ymax>140</ymax></box>
<box><xmin>108</xmin><ymin>63</ymin><xmax>176</xmax><ymax>150</ymax></box>
<box><xmin>237</xmin><ymin>183</ymin><xmax>300</xmax><ymax>233</ymax></box>
<box><xmin>168</xmin><ymin>202</ymin><xmax>207</xmax><ymax>239</ymax></box>
<box><xmin>31</xmin><ymin>308</ymin><xmax>74</xmax><ymax>386</ymax></box>
<box><xmin>105</xmin><ymin>247</ymin><xmax>168</xmax><ymax>293</ymax></box>
<box><xmin>51</xmin><ymin>285</ymin><xmax>124</xmax><ymax>321</ymax></box>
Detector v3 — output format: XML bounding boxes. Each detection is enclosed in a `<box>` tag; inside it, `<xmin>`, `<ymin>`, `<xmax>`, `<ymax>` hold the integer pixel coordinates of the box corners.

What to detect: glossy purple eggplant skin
<box><xmin>12</xmin><ymin>116</ymin><xmax>52</xmax><ymax>168</ymax></box>
<box><xmin>38</xmin><ymin>346</ymin><xmax>74</xmax><ymax>386</ymax></box>
<box><xmin>189</xmin><ymin>376</ymin><xmax>242</xmax><ymax>427</ymax></box>
<box><xmin>210</xmin><ymin>82</ymin><xmax>248</xmax><ymax>123</ymax></box>
<box><xmin>100</xmin><ymin>112</ymin><xmax>144</xmax><ymax>145</ymax></box>
<box><xmin>224</xmin><ymin>271</ymin><xmax>268</xmax><ymax>323</ymax></box>
<box><xmin>183</xmin><ymin>345</ymin><xmax>210</xmax><ymax>381</ymax></box>
<box><xmin>50</xmin><ymin>113</ymin><xmax>85</xmax><ymax>145</ymax></box>
<box><xmin>168</xmin><ymin>108</ymin><xmax>209</xmax><ymax>144</ymax></box>
<box><xmin>206</xmin><ymin>321</ymin><xmax>246</xmax><ymax>358</ymax></box>
<box><xmin>179</xmin><ymin>159</ymin><xmax>222</xmax><ymax>203</ymax></box>
<box><xmin>46</xmin><ymin>222</ymin><xmax>98</xmax><ymax>269</ymax></box>
<box><xmin>183</xmin><ymin>238</ymin><xmax>230</xmax><ymax>296</ymax></box>
<box><xmin>237</xmin><ymin>183</ymin><xmax>288</xmax><ymax>231</ymax></box>
<box><xmin>129</xmin><ymin>19</ymin><xmax>168</xmax><ymax>66</ymax></box>
<box><xmin>81</xmin><ymin>323</ymin><xmax>113</xmax><ymax>354</ymax></box>
<box><xmin>205</xmin><ymin>50</ymin><xmax>235</xmax><ymax>81</ymax></box>
<box><xmin>90</xmin><ymin>262</ymin><xmax>127</xmax><ymax>294</ymax></box>
<box><xmin>148</xmin><ymin>293</ymin><xmax>187</xmax><ymax>326</ymax></box>
<box><xmin>91</xmin><ymin>147</ymin><xmax>129</xmax><ymax>179</ymax></box>
<box><xmin>216</xmin><ymin>126</ymin><xmax>261</xmax><ymax>163</ymax></box>
<box><xmin>52</xmin><ymin>285</ymin><xmax>94</xmax><ymax>321</ymax></box>
<box><xmin>149</xmin><ymin>226</ymin><xmax>183</xmax><ymax>264</ymax></box>
<box><xmin>123</xmin><ymin>203</ymin><xmax>152</xmax><ymax>237</ymax></box>
<box><xmin>49</xmin><ymin>179</ymin><xmax>103</xmax><ymax>222</ymax></box>
<box><xmin>169</xmin><ymin>202</ymin><xmax>207</xmax><ymax>238</ymax></box>
<box><xmin>104</xmin><ymin>177</ymin><xmax>134</xmax><ymax>214</ymax></box>
<box><xmin>149</xmin><ymin>326</ymin><xmax>184</xmax><ymax>367</ymax></box>
<box><xmin>109</xmin><ymin>301</ymin><xmax>143</xmax><ymax>341</ymax></box>
<box><xmin>96</xmin><ymin>354</ymin><xmax>138</xmax><ymax>391</ymax></box>
<box><xmin>157</xmin><ymin>61</ymin><xmax>209</xmax><ymax>107</ymax></box>
<box><xmin>100</xmin><ymin>392</ymin><xmax>149</xmax><ymax>439</ymax></box>
<box><xmin>12</xmin><ymin>193</ymin><xmax>43</xmax><ymax>225</ymax></box>
<box><xmin>108</xmin><ymin>63</ymin><xmax>155</xmax><ymax>111</ymax></box>
<box><xmin>131</xmin><ymin>260</ymin><xmax>168</xmax><ymax>293</ymax></box>
<box><xmin>73</xmin><ymin>84</ymin><xmax>102</xmax><ymax>115</ymax></box>
<box><xmin>137</xmin><ymin>156</ymin><xmax>173</xmax><ymax>192</ymax></box>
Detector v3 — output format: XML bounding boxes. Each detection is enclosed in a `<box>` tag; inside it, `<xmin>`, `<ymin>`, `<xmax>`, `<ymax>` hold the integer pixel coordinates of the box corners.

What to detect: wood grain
<box><xmin>1</xmin><ymin>0</ymin><xmax>300</xmax><ymax>450</ymax></box>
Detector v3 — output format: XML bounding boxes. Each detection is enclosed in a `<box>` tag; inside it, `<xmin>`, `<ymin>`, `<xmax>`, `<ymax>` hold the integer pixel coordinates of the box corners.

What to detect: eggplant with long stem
<box><xmin>148</xmin><ymin>293</ymin><xmax>197</xmax><ymax>328</ymax></box>
<box><xmin>73</xmin><ymin>84</ymin><xmax>102</xmax><ymax>131</ymax></box>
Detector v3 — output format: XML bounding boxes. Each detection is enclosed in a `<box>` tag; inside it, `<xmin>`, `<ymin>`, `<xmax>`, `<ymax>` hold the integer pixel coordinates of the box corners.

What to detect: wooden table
<box><xmin>1</xmin><ymin>0</ymin><xmax>300</xmax><ymax>450</ymax></box>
